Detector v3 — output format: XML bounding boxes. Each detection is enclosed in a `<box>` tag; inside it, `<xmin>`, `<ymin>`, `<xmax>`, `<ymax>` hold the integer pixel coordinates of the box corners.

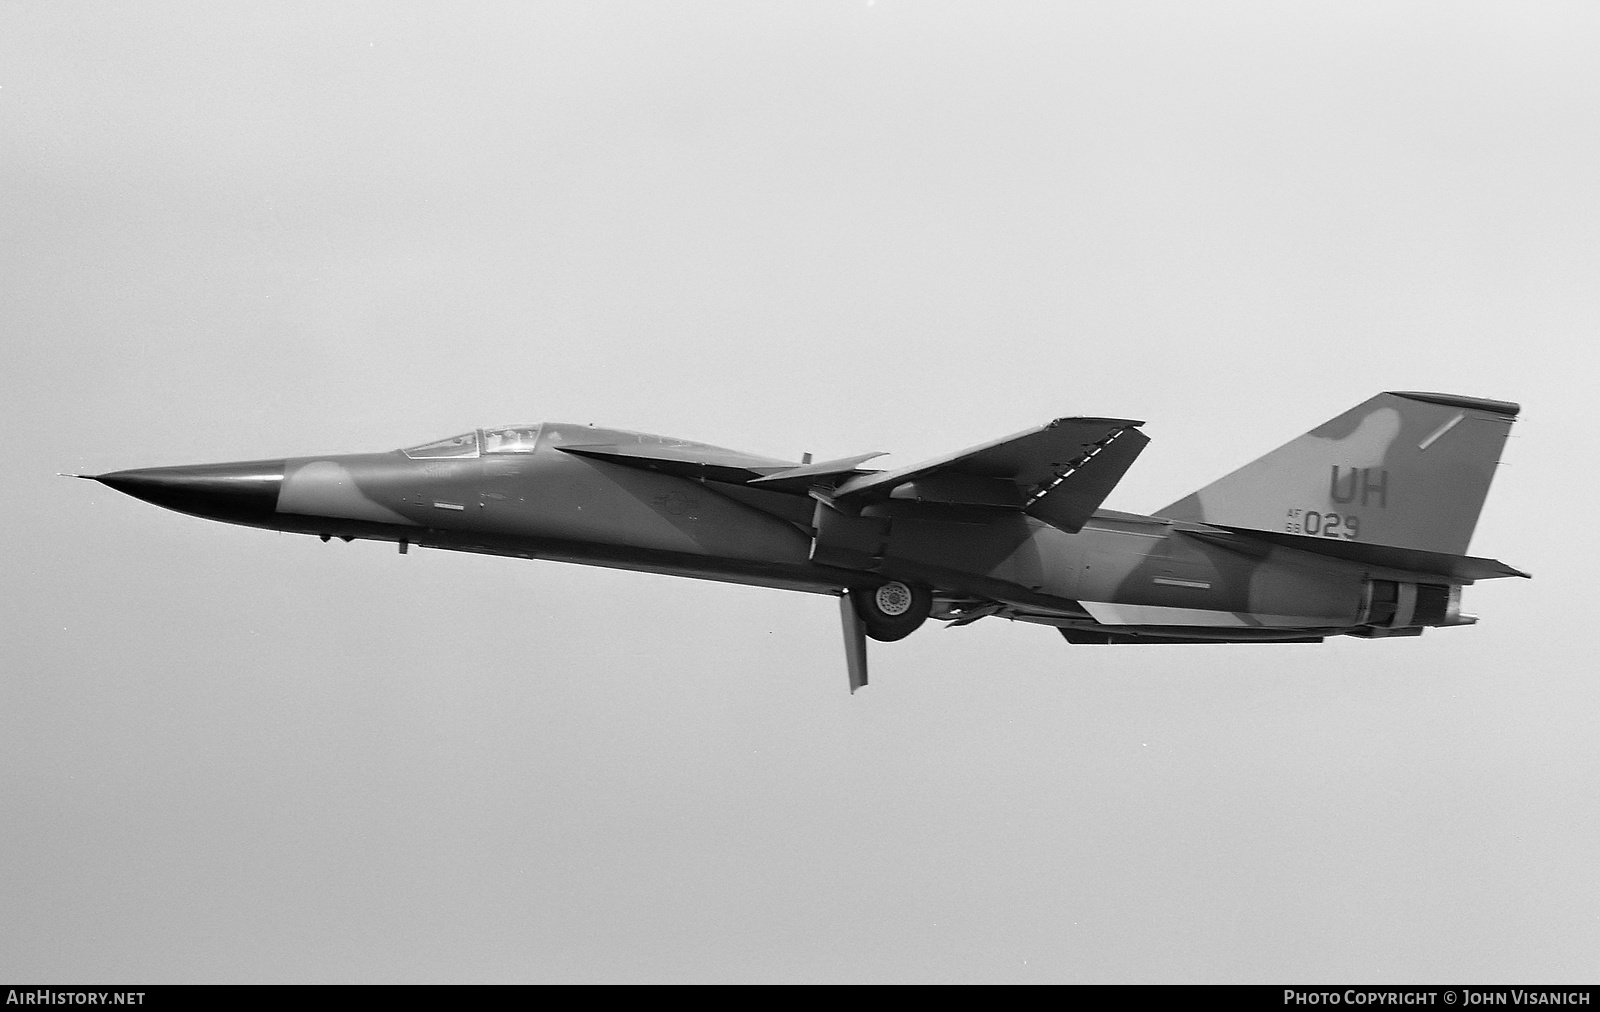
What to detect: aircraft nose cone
<box><xmin>94</xmin><ymin>460</ymin><xmax>285</xmax><ymax>523</ymax></box>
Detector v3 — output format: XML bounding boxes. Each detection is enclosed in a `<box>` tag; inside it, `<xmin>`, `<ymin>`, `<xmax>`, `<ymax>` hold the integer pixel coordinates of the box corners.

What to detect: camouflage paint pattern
<box><xmin>868</xmin><ymin>509</ymin><xmax>1367</xmax><ymax>632</ymax></box>
<box><xmin>1159</xmin><ymin>391</ymin><xmax>1518</xmax><ymax>557</ymax></box>
<box><xmin>92</xmin><ymin>393</ymin><xmax>1524</xmax><ymax>662</ymax></box>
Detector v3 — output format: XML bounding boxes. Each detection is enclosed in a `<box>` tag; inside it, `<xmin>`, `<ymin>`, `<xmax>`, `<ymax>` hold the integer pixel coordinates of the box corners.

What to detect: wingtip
<box><xmin>1046</xmin><ymin>416</ymin><xmax>1146</xmax><ymax>429</ymax></box>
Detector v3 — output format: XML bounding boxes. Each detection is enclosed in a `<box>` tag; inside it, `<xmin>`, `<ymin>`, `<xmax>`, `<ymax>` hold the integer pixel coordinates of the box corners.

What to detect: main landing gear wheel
<box><xmin>851</xmin><ymin>580</ymin><xmax>932</xmax><ymax>642</ymax></box>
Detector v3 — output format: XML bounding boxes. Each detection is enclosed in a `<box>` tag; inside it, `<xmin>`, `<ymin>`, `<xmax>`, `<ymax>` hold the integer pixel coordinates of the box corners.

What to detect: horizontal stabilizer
<box><xmin>1081</xmin><ymin>600</ymin><xmax>1345</xmax><ymax>628</ymax></box>
<box><xmin>831</xmin><ymin>417</ymin><xmax>1147</xmax><ymax>533</ymax></box>
<box><xmin>1190</xmin><ymin>527</ymin><xmax>1529</xmax><ymax>582</ymax></box>
<box><xmin>1062</xmin><ymin>627</ymin><xmax>1325</xmax><ymax>645</ymax></box>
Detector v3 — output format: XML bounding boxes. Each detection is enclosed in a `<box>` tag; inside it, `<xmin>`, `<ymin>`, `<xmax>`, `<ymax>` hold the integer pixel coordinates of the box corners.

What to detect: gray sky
<box><xmin>3</xmin><ymin>1</ymin><xmax>1597</xmax><ymax>983</ymax></box>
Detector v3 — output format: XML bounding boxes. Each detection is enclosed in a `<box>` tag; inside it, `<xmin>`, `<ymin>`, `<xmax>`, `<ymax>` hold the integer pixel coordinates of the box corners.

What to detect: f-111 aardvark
<box><xmin>87</xmin><ymin>391</ymin><xmax>1525</xmax><ymax>692</ymax></box>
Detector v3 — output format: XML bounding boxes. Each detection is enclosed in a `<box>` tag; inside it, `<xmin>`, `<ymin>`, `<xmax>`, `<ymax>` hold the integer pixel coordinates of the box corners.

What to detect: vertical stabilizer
<box><xmin>1159</xmin><ymin>392</ymin><xmax>1518</xmax><ymax>556</ymax></box>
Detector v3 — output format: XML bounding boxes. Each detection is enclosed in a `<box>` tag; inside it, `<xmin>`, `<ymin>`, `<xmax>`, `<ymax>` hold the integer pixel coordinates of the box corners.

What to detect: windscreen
<box><xmin>402</xmin><ymin>432</ymin><xmax>479</xmax><ymax>459</ymax></box>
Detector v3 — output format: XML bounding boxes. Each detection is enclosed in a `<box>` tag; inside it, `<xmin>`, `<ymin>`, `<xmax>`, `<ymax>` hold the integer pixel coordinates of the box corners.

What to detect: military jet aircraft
<box><xmin>85</xmin><ymin>391</ymin><xmax>1525</xmax><ymax>692</ymax></box>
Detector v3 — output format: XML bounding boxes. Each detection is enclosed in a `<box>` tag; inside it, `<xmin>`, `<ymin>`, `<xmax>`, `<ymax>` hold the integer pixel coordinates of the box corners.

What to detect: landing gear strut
<box><xmin>838</xmin><ymin>580</ymin><xmax>932</xmax><ymax>694</ymax></box>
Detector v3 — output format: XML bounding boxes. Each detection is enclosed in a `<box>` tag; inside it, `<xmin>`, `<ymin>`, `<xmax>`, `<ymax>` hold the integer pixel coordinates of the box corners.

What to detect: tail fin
<box><xmin>1159</xmin><ymin>392</ymin><xmax>1518</xmax><ymax>557</ymax></box>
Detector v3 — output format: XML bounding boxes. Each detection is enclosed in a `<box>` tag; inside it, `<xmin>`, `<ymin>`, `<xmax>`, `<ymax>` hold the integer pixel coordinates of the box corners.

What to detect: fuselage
<box><xmin>96</xmin><ymin>422</ymin><xmax>1395</xmax><ymax>639</ymax></box>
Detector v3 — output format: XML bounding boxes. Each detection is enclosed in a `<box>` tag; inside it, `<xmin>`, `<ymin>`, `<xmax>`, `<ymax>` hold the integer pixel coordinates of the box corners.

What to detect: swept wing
<box><xmin>829</xmin><ymin>417</ymin><xmax>1147</xmax><ymax>534</ymax></box>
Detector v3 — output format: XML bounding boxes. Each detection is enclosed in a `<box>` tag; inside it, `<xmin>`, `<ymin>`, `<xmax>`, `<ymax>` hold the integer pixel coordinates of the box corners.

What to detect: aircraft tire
<box><xmin>852</xmin><ymin>580</ymin><xmax>931</xmax><ymax>642</ymax></box>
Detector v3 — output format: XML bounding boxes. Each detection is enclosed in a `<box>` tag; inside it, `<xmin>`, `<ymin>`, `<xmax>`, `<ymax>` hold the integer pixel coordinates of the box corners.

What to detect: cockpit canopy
<box><xmin>482</xmin><ymin>425</ymin><xmax>540</xmax><ymax>453</ymax></box>
<box><xmin>403</xmin><ymin>425</ymin><xmax>542</xmax><ymax>459</ymax></box>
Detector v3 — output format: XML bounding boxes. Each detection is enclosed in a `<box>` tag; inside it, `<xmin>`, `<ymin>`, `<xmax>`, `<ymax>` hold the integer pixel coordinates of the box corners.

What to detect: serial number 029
<box><xmin>1286</xmin><ymin>507</ymin><xmax>1359</xmax><ymax>540</ymax></box>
